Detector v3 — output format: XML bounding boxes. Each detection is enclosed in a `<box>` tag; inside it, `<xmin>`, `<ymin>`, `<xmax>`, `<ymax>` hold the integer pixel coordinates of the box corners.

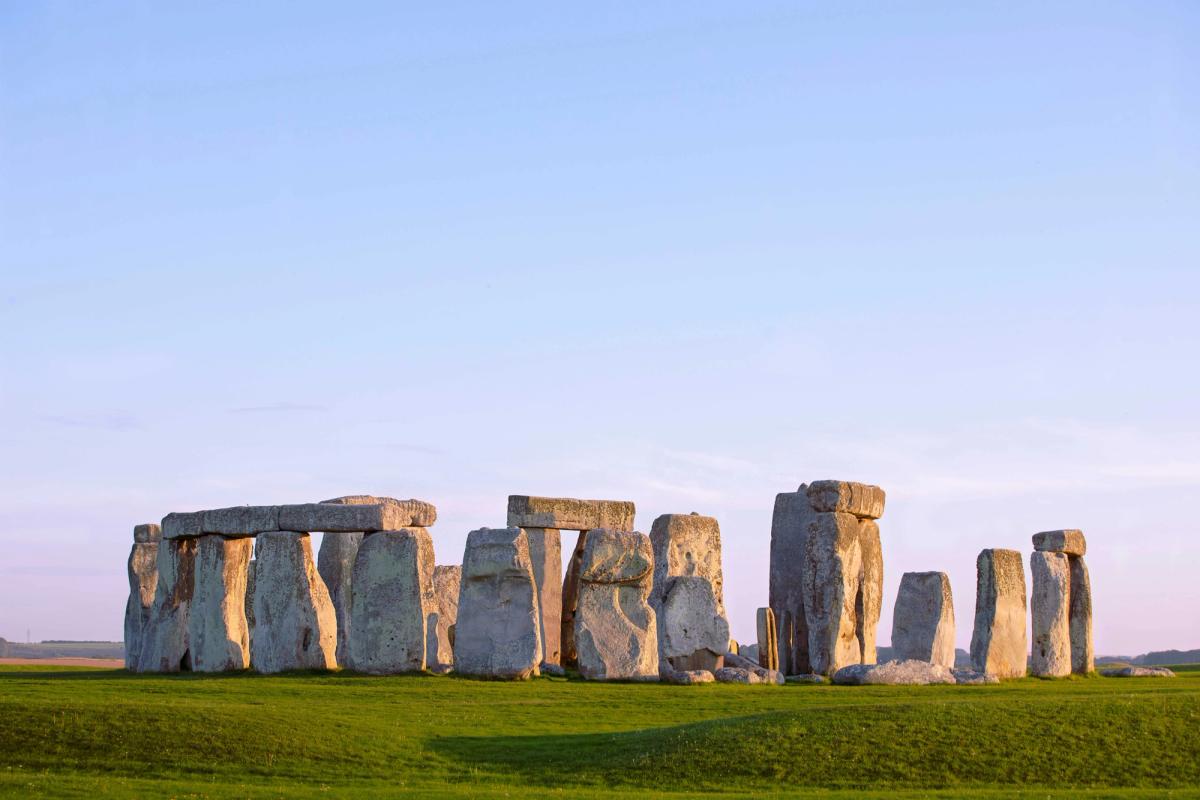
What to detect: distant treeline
<box><xmin>1096</xmin><ymin>649</ymin><xmax>1200</xmax><ymax>666</ymax></box>
<box><xmin>0</xmin><ymin>638</ymin><xmax>124</xmax><ymax>660</ymax></box>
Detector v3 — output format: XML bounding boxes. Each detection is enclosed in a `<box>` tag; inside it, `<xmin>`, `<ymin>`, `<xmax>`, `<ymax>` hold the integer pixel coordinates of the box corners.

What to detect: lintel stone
<box><xmin>1033</xmin><ymin>529</ymin><xmax>1087</xmax><ymax>557</ymax></box>
<box><xmin>507</xmin><ymin>495</ymin><xmax>635</xmax><ymax>532</ymax></box>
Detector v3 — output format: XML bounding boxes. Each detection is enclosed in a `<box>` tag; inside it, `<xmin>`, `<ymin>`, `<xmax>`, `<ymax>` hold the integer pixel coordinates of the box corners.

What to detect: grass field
<box><xmin>1</xmin><ymin>664</ymin><xmax>1198</xmax><ymax>799</ymax></box>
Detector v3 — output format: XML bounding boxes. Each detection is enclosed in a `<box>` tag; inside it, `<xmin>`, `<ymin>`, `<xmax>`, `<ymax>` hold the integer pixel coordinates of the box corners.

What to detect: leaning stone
<box><xmin>317</xmin><ymin>531</ymin><xmax>364</xmax><ymax>666</ymax></box>
<box><xmin>453</xmin><ymin>528</ymin><xmax>543</xmax><ymax>680</ymax></box>
<box><xmin>560</xmin><ymin>531</ymin><xmax>589</xmax><ymax>667</ymax></box>
<box><xmin>769</xmin><ymin>487</ymin><xmax>817</xmax><ymax>675</ymax></box>
<box><xmin>856</xmin><ymin>518</ymin><xmax>883</xmax><ymax>664</ymax></box>
<box><xmin>507</xmin><ymin>495</ymin><xmax>635</xmax><ymax>531</ymax></box>
<box><xmin>162</xmin><ymin>511</ymin><xmax>203</xmax><ymax>539</ymax></box>
<box><xmin>786</xmin><ymin>673</ymin><xmax>827</xmax><ymax>684</ymax></box>
<box><xmin>1101</xmin><ymin>666</ymin><xmax>1176</xmax><ymax>678</ymax></box>
<box><xmin>805</xmin><ymin>480</ymin><xmax>886</xmax><ymax>520</ymax></box>
<box><xmin>137</xmin><ymin>537</ymin><xmax>197</xmax><ymax>672</ymax></box>
<box><xmin>124</xmin><ymin>538</ymin><xmax>159</xmax><ymax>671</ymax></box>
<box><xmin>349</xmin><ymin>528</ymin><xmax>435</xmax><ymax>674</ymax></box>
<box><xmin>659</xmin><ymin>576</ymin><xmax>729</xmax><ymax>672</ymax></box>
<box><xmin>523</xmin><ymin>527</ymin><xmax>563</xmax><ymax>667</ymax></box>
<box><xmin>277</xmin><ymin>502</ymin><xmax>428</xmax><ymax>533</ymax></box>
<box><xmin>802</xmin><ymin>512</ymin><xmax>863</xmax><ymax>675</ymax></box>
<box><xmin>251</xmin><ymin>532</ymin><xmax>338</xmax><ymax>673</ymax></box>
<box><xmin>832</xmin><ymin>659</ymin><xmax>956</xmax><ymax>685</ymax></box>
<box><xmin>741</xmin><ymin>644</ymin><xmax>760</xmax><ymax>664</ymax></box>
<box><xmin>650</xmin><ymin>513</ymin><xmax>726</xmax><ymax>614</ymax></box>
<box><xmin>891</xmin><ymin>571</ymin><xmax>956</xmax><ymax>667</ymax></box>
<box><xmin>1069</xmin><ymin>556</ymin><xmax>1094</xmax><ymax>674</ymax></box>
<box><xmin>575</xmin><ymin>529</ymin><xmax>659</xmax><ymax>681</ymax></box>
<box><xmin>1032</xmin><ymin>529</ymin><xmax>1087</xmax><ymax>557</ymax></box>
<box><xmin>969</xmin><ymin>548</ymin><xmax>1027</xmax><ymax>679</ymax></box>
<box><xmin>665</xmin><ymin>669</ymin><xmax>715</xmax><ymax>685</ymax></box>
<box><xmin>426</xmin><ymin>565</ymin><xmax>461</xmax><ymax>668</ymax></box>
<box><xmin>188</xmin><ymin>535</ymin><xmax>253</xmax><ymax>672</ymax></box>
<box><xmin>1030</xmin><ymin>551</ymin><xmax>1072</xmax><ymax>678</ymax></box>
<box><xmin>200</xmin><ymin>506</ymin><xmax>280</xmax><ymax>536</ymax></box>
<box><xmin>951</xmin><ymin>668</ymin><xmax>1000</xmax><ymax>685</ymax></box>
<box><xmin>134</xmin><ymin>523</ymin><xmax>162</xmax><ymax>544</ymax></box>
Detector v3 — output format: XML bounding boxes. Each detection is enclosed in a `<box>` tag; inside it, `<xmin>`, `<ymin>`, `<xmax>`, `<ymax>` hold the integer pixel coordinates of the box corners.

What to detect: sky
<box><xmin>1</xmin><ymin>2</ymin><xmax>1197</xmax><ymax>657</ymax></box>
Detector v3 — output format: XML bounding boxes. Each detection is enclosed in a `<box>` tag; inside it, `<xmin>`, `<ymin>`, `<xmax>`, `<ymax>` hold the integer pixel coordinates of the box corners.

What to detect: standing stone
<box><xmin>756</xmin><ymin>607</ymin><xmax>779</xmax><ymax>672</ymax></box>
<box><xmin>1069</xmin><ymin>556</ymin><xmax>1094</xmax><ymax>674</ymax></box>
<box><xmin>1030</xmin><ymin>551</ymin><xmax>1071</xmax><ymax>678</ymax></box>
<box><xmin>658</xmin><ymin>576</ymin><xmax>729</xmax><ymax>671</ymax></box>
<box><xmin>856</xmin><ymin>519</ymin><xmax>883</xmax><ymax>664</ymax></box>
<box><xmin>124</xmin><ymin>524</ymin><xmax>161</xmax><ymax>671</ymax></box>
<box><xmin>454</xmin><ymin>528</ymin><xmax>542</xmax><ymax>679</ymax></box>
<box><xmin>891</xmin><ymin>571</ymin><xmax>955</xmax><ymax>667</ymax></box>
<box><xmin>574</xmin><ymin>529</ymin><xmax>659</xmax><ymax>681</ymax></box>
<box><xmin>188</xmin><ymin>535</ymin><xmax>253</xmax><ymax>672</ymax></box>
<box><xmin>137</xmin><ymin>537</ymin><xmax>197</xmax><ymax>673</ymax></box>
<box><xmin>245</xmin><ymin>559</ymin><xmax>256</xmax><ymax>657</ymax></box>
<box><xmin>802</xmin><ymin>512</ymin><xmax>863</xmax><ymax>675</ymax></box>
<box><xmin>349</xmin><ymin>528</ymin><xmax>435</xmax><ymax>674</ymax></box>
<box><xmin>317</xmin><ymin>531</ymin><xmax>364</xmax><ymax>667</ymax></box>
<box><xmin>427</xmin><ymin>565</ymin><xmax>461</xmax><ymax>668</ymax></box>
<box><xmin>650</xmin><ymin>513</ymin><xmax>726</xmax><ymax>614</ymax></box>
<box><xmin>560</xmin><ymin>531</ymin><xmax>589</xmax><ymax>667</ymax></box>
<box><xmin>969</xmin><ymin>548</ymin><xmax>1028</xmax><ymax>679</ymax></box>
<box><xmin>523</xmin><ymin>527</ymin><xmax>563</xmax><ymax>667</ymax></box>
<box><xmin>769</xmin><ymin>487</ymin><xmax>816</xmax><ymax>675</ymax></box>
<box><xmin>251</xmin><ymin>532</ymin><xmax>338</xmax><ymax>673</ymax></box>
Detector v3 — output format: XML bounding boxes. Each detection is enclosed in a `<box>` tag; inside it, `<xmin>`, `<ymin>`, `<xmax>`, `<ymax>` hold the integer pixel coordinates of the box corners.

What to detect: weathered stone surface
<box><xmin>320</xmin><ymin>495</ymin><xmax>437</xmax><ymax>527</ymax></box>
<box><xmin>650</xmin><ymin>513</ymin><xmax>725</xmax><ymax>614</ymax></box>
<box><xmin>769</xmin><ymin>486</ymin><xmax>816</xmax><ymax>675</ymax></box>
<box><xmin>714</xmin><ymin>666</ymin><xmax>784</xmax><ymax>685</ymax></box>
<box><xmin>245</xmin><ymin>560</ymin><xmax>256</xmax><ymax>655</ymax></box>
<box><xmin>802</xmin><ymin>512</ymin><xmax>863</xmax><ymax>675</ymax></box>
<box><xmin>317</xmin><ymin>531</ymin><xmax>364</xmax><ymax>666</ymax></box>
<box><xmin>189</xmin><ymin>535</ymin><xmax>253</xmax><ymax>672</ymax></box>
<box><xmin>742</xmin><ymin>644</ymin><xmax>760</xmax><ymax>664</ymax></box>
<box><xmin>349</xmin><ymin>528</ymin><xmax>434</xmax><ymax>674</ymax></box>
<box><xmin>805</xmin><ymin>480</ymin><xmax>886</xmax><ymax>520</ymax></box>
<box><xmin>541</xmin><ymin>663</ymin><xmax>566</xmax><ymax>678</ymax></box>
<box><xmin>659</xmin><ymin>576</ymin><xmax>729</xmax><ymax>671</ymax></box>
<box><xmin>507</xmin><ymin>495</ymin><xmax>635</xmax><ymax>532</ymax></box>
<box><xmin>856</xmin><ymin>518</ymin><xmax>883</xmax><ymax>664</ymax></box>
<box><xmin>278</xmin><ymin>502</ymin><xmax>429</xmax><ymax>533</ymax></box>
<box><xmin>952</xmin><ymin>668</ymin><xmax>1000</xmax><ymax>685</ymax></box>
<box><xmin>523</xmin><ymin>527</ymin><xmax>562</xmax><ymax>667</ymax></box>
<box><xmin>251</xmin><ymin>532</ymin><xmax>337</xmax><ymax>673</ymax></box>
<box><xmin>560</xmin><ymin>531</ymin><xmax>588</xmax><ymax>667</ymax></box>
<box><xmin>134</xmin><ymin>523</ymin><xmax>162</xmax><ymax>544</ymax></box>
<box><xmin>832</xmin><ymin>659</ymin><xmax>956</xmax><ymax>685</ymax></box>
<box><xmin>786</xmin><ymin>673</ymin><xmax>826</xmax><ymax>684</ymax></box>
<box><xmin>1030</xmin><ymin>551</ymin><xmax>1071</xmax><ymax>678</ymax></box>
<box><xmin>969</xmin><ymin>548</ymin><xmax>1028</xmax><ymax>679</ymax></box>
<box><xmin>201</xmin><ymin>506</ymin><xmax>280</xmax><ymax>536</ymax></box>
<box><xmin>665</xmin><ymin>669</ymin><xmax>715</xmax><ymax>685</ymax></box>
<box><xmin>1069</xmin><ymin>556</ymin><xmax>1094</xmax><ymax>675</ymax></box>
<box><xmin>891</xmin><ymin>571</ymin><xmax>955</xmax><ymax>667</ymax></box>
<box><xmin>162</xmin><ymin>511</ymin><xmax>203</xmax><ymax>540</ymax></box>
<box><xmin>427</xmin><ymin>565</ymin><xmax>461</xmax><ymax>668</ymax></box>
<box><xmin>454</xmin><ymin>528</ymin><xmax>542</xmax><ymax>680</ymax></box>
<box><xmin>1101</xmin><ymin>666</ymin><xmax>1176</xmax><ymax>678</ymax></box>
<box><xmin>575</xmin><ymin>529</ymin><xmax>659</xmax><ymax>681</ymax></box>
<box><xmin>124</xmin><ymin>541</ymin><xmax>159</xmax><ymax>670</ymax></box>
<box><xmin>722</xmin><ymin>649</ymin><xmax>783</xmax><ymax>683</ymax></box>
<box><xmin>1033</xmin><ymin>529</ymin><xmax>1087</xmax><ymax>557</ymax></box>
<box><xmin>137</xmin><ymin>537</ymin><xmax>197</xmax><ymax>672</ymax></box>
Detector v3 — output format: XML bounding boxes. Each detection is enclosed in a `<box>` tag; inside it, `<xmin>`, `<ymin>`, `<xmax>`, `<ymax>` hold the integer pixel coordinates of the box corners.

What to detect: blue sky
<box><xmin>1</xmin><ymin>2</ymin><xmax>1197</xmax><ymax>654</ymax></box>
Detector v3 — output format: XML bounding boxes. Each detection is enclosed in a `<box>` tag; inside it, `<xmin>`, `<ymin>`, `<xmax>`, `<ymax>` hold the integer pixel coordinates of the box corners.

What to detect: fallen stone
<box><xmin>832</xmin><ymin>659</ymin><xmax>956</xmax><ymax>686</ymax></box>
<box><xmin>805</xmin><ymin>480</ymin><xmax>886</xmax><ymax>520</ymax></box>
<box><xmin>891</xmin><ymin>571</ymin><xmax>956</xmax><ymax>667</ymax></box>
<box><xmin>665</xmin><ymin>669</ymin><xmax>715</xmax><ymax>685</ymax></box>
<box><xmin>320</xmin><ymin>495</ymin><xmax>437</xmax><ymax>527</ymax></box>
<box><xmin>278</xmin><ymin>502</ymin><xmax>431</xmax><ymax>533</ymax></box>
<box><xmin>453</xmin><ymin>528</ymin><xmax>543</xmax><ymax>680</ymax></box>
<box><xmin>134</xmin><ymin>523</ymin><xmax>162</xmax><ymax>544</ymax></box>
<box><xmin>524</xmin><ymin>527</ymin><xmax>563</xmax><ymax>667</ymax></box>
<box><xmin>951</xmin><ymin>668</ymin><xmax>1000</xmax><ymax>685</ymax></box>
<box><xmin>769</xmin><ymin>486</ymin><xmax>817</xmax><ymax>675</ymax></box>
<box><xmin>659</xmin><ymin>576</ymin><xmax>729</xmax><ymax>672</ymax></box>
<box><xmin>123</xmin><ymin>537</ymin><xmax>159</xmax><ymax>671</ymax></box>
<box><xmin>969</xmin><ymin>548</ymin><xmax>1028</xmax><ymax>679</ymax></box>
<box><xmin>427</xmin><ymin>564</ymin><xmax>461</xmax><ymax>668</ymax></box>
<box><xmin>856</xmin><ymin>518</ymin><xmax>883</xmax><ymax>664</ymax></box>
<box><xmin>251</xmin><ymin>532</ymin><xmax>338</xmax><ymax>673</ymax></box>
<box><xmin>162</xmin><ymin>511</ymin><xmax>203</xmax><ymax>540</ymax></box>
<box><xmin>188</xmin><ymin>535</ymin><xmax>253</xmax><ymax>672</ymax></box>
<box><xmin>714</xmin><ymin>667</ymin><xmax>763</xmax><ymax>684</ymax></box>
<box><xmin>1032</xmin><ymin>529</ymin><xmax>1087</xmax><ymax>557</ymax></box>
<box><xmin>1069</xmin><ymin>555</ymin><xmax>1094</xmax><ymax>674</ymax></box>
<box><xmin>1030</xmin><ymin>551</ymin><xmax>1072</xmax><ymax>678</ymax></box>
<box><xmin>575</xmin><ymin>529</ymin><xmax>659</xmax><ymax>681</ymax></box>
<box><xmin>201</xmin><ymin>506</ymin><xmax>280</xmax><ymax>536</ymax></box>
<box><xmin>507</xmin><ymin>495</ymin><xmax>635</xmax><ymax>532</ymax></box>
<box><xmin>317</xmin><ymin>531</ymin><xmax>364</xmax><ymax>667</ymax></box>
<box><xmin>723</xmin><ymin>651</ymin><xmax>784</xmax><ymax>683</ymax></box>
<box><xmin>1101</xmin><ymin>666</ymin><xmax>1176</xmax><ymax>678</ymax></box>
<box><xmin>802</xmin><ymin>511</ymin><xmax>863</xmax><ymax>675</ymax></box>
<box><xmin>137</xmin><ymin>537</ymin><xmax>197</xmax><ymax>672</ymax></box>
<box><xmin>540</xmin><ymin>663</ymin><xmax>567</xmax><ymax>678</ymax></box>
<box><xmin>349</xmin><ymin>528</ymin><xmax>435</xmax><ymax>674</ymax></box>
<box><xmin>650</xmin><ymin>513</ymin><xmax>726</xmax><ymax>614</ymax></box>
<box><xmin>786</xmin><ymin>673</ymin><xmax>827</xmax><ymax>684</ymax></box>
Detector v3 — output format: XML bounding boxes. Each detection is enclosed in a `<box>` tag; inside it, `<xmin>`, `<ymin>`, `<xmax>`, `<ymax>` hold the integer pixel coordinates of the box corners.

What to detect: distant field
<box><xmin>1</xmin><ymin>665</ymin><xmax>1198</xmax><ymax>799</ymax></box>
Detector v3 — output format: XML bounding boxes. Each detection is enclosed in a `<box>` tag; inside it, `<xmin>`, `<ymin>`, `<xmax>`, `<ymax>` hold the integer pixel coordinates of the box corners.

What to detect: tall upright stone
<box><xmin>560</xmin><ymin>531</ymin><xmax>589</xmax><ymax>667</ymax></box>
<box><xmin>349</xmin><ymin>528</ymin><xmax>435</xmax><ymax>674</ymax></box>
<box><xmin>857</xmin><ymin>519</ymin><xmax>883</xmax><ymax>664</ymax></box>
<box><xmin>245</xmin><ymin>559</ymin><xmax>256</xmax><ymax>656</ymax></box>
<box><xmin>1069</xmin><ymin>556</ymin><xmax>1094</xmax><ymax>674</ymax></box>
<box><xmin>969</xmin><ymin>548</ymin><xmax>1027</xmax><ymax>679</ymax></box>
<box><xmin>769</xmin><ymin>487</ymin><xmax>816</xmax><ymax>675</ymax></box>
<box><xmin>124</xmin><ymin>523</ymin><xmax>161</xmax><ymax>671</ymax></box>
<box><xmin>650</xmin><ymin>513</ymin><xmax>728</xmax><ymax>672</ymax></box>
<box><xmin>137</xmin><ymin>536</ymin><xmax>198</xmax><ymax>673</ymax></box>
<box><xmin>891</xmin><ymin>571</ymin><xmax>955</xmax><ymax>667</ymax></box>
<box><xmin>189</xmin><ymin>535</ymin><xmax>253</xmax><ymax>672</ymax></box>
<box><xmin>427</xmin><ymin>565</ymin><xmax>461</xmax><ymax>668</ymax></box>
<box><xmin>251</xmin><ymin>532</ymin><xmax>338</xmax><ymax>673</ymax></box>
<box><xmin>523</xmin><ymin>528</ymin><xmax>562</xmax><ymax>667</ymax></box>
<box><xmin>574</xmin><ymin>529</ymin><xmax>659</xmax><ymax>681</ymax></box>
<box><xmin>650</xmin><ymin>513</ymin><xmax>726</xmax><ymax>614</ymax></box>
<box><xmin>802</xmin><ymin>511</ymin><xmax>863</xmax><ymax>675</ymax></box>
<box><xmin>454</xmin><ymin>527</ymin><xmax>543</xmax><ymax>680</ymax></box>
<box><xmin>317</xmin><ymin>532</ymin><xmax>364</xmax><ymax>668</ymax></box>
<box><xmin>1030</xmin><ymin>551</ymin><xmax>1071</xmax><ymax>677</ymax></box>
<box><xmin>756</xmin><ymin>607</ymin><xmax>778</xmax><ymax>672</ymax></box>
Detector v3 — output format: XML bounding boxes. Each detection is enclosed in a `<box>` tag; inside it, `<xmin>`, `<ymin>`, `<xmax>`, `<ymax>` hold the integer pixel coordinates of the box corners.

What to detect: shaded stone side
<box><xmin>245</xmin><ymin>560</ymin><xmax>256</xmax><ymax>657</ymax></box>
<box><xmin>189</xmin><ymin>535</ymin><xmax>253</xmax><ymax>672</ymax></box>
<box><xmin>124</xmin><ymin>541</ymin><xmax>159</xmax><ymax>671</ymax></box>
<box><xmin>349</xmin><ymin>528</ymin><xmax>435</xmax><ymax>674</ymax></box>
<box><xmin>317</xmin><ymin>531</ymin><xmax>364</xmax><ymax>667</ymax></box>
<box><xmin>524</xmin><ymin>527</ymin><xmax>563</xmax><ymax>667</ymax></box>
<box><xmin>856</xmin><ymin>519</ymin><xmax>883</xmax><ymax>664</ymax></box>
<box><xmin>1030</xmin><ymin>551</ymin><xmax>1071</xmax><ymax>678</ymax></box>
<box><xmin>427</xmin><ymin>565</ymin><xmax>461</xmax><ymax>667</ymax></box>
<box><xmin>560</xmin><ymin>531</ymin><xmax>589</xmax><ymax>667</ymax></box>
<box><xmin>137</xmin><ymin>537</ymin><xmax>197</xmax><ymax>673</ymax></box>
<box><xmin>769</xmin><ymin>487</ymin><xmax>816</xmax><ymax>675</ymax></box>
<box><xmin>969</xmin><ymin>548</ymin><xmax>1027</xmax><ymax>679</ymax></box>
<box><xmin>756</xmin><ymin>607</ymin><xmax>778</xmax><ymax>672</ymax></box>
<box><xmin>891</xmin><ymin>571</ymin><xmax>955</xmax><ymax>667</ymax></box>
<box><xmin>1069</xmin><ymin>555</ymin><xmax>1094</xmax><ymax>674</ymax></box>
<box><xmin>251</xmin><ymin>532</ymin><xmax>338</xmax><ymax>673</ymax></box>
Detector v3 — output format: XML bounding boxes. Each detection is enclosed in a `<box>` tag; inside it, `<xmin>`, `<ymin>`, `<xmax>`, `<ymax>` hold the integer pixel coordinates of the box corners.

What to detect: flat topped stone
<box><xmin>1033</xmin><ymin>529</ymin><xmax>1087</xmax><ymax>556</ymax></box>
<box><xmin>579</xmin><ymin>529</ymin><xmax>652</xmax><ymax>584</ymax></box>
<box><xmin>320</xmin><ymin>495</ymin><xmax>437</xmax><ymax>527</ymax></box>
<box><xmin>507</xmin><ymin>495</ymin><xmax>635</xmax><ymax>532</ymax></box>
<box><xmin>805</xmin><ymin>481</ymin><xmax>885</xmax><ymax>519</ymax></box>
<box><xmin>134</xmin><ymin>523</ymin><xmax>162</xmax><ymax>543</ymax></box>
<box><xmin>278</xmin><ymin>502</ymin><xmax>430</xmax><ymax>533</ymax></box>
<box><xmin>162</xmin><ymin>511</ymin><xmax>203</xmax><ymax>540</ymax></box>
<box><xmin>201</xmin><ymin>506</ymin><xmax>281</xmax><ymax>536</ymax></box>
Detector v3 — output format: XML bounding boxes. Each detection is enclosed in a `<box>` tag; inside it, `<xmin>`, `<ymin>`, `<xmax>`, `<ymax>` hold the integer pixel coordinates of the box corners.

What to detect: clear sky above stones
<box><xmin>1</xmin><ymin>2</ymin><xmax>1197</xmax><ymax>655</ymax></box>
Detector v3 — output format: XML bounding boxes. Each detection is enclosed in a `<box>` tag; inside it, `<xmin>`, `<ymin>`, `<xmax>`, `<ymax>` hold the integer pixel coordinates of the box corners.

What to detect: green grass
<box><xmin>1</xmin><ymin>665</ymin><xmax>1198</xmax><ymax>798</ymax></box>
